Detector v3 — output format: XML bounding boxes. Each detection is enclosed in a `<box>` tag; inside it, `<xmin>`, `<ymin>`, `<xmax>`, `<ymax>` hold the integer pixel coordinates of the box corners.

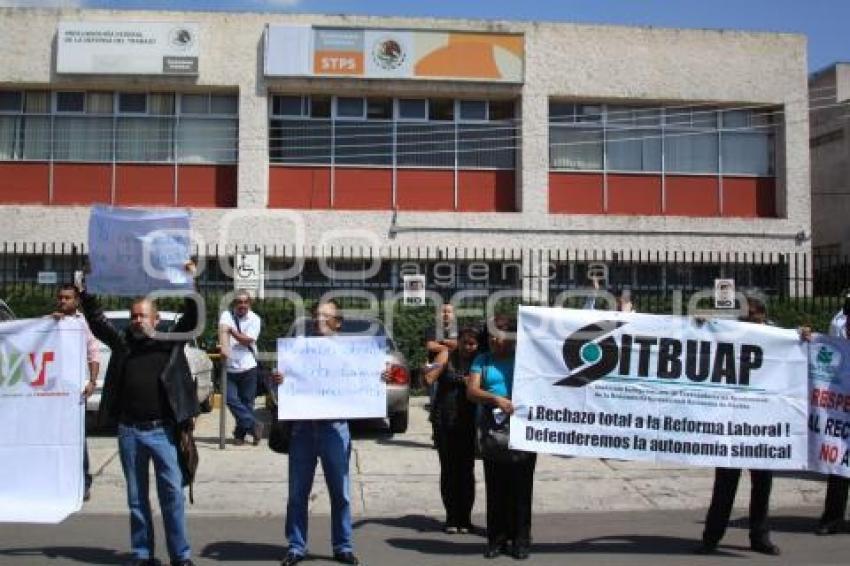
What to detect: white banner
<box><xmin>0</xmin><ymin>318</ymin><xmax>87</xmax><ymax>523</ymax></box>
<box><xmin>808</xmin><ymin>334</ymin><xmax>850</xmax><ymax>476</ymax></box>
<box><xmin>57</xmin><ymin>21</ymin><xmax>199</xmax><ymax>75</ymax></box>
<box><xmin>511</xmin><ymin>306</ymin><xmax>809</xmax><ymax>470</ymax></box>
<box><xmin>87</xmin><ymin>206</ymin><xmax>193</xmax><ymax>297</ymax></box>
<box><xmin>276</xmin><ymin>336</ymin><xmax>387</xmax><ymax>420</ymax></box>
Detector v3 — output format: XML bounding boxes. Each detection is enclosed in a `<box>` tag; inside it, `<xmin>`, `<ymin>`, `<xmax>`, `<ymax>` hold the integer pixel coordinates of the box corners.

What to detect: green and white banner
<box><xmin>808</xmin><ymin>334</ymin><xmax>850</xmax><ymax>477</ymax></box>
<box><xmin>510</xmin><ymin>306</ymin><xmax>809</xmax><ymax>470</ymax></box>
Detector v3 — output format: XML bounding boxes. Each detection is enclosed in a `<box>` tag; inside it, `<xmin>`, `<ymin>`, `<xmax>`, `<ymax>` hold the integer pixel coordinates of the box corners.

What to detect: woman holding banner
<box><xmin>467</xmin><ymin>315</ymin><xmax>536</xmax><ymax>560</ymax></box>
<box><xmin>422</xmin><ymin>326</ymin><xmax>482</xmax><ymax>535</ymax></box>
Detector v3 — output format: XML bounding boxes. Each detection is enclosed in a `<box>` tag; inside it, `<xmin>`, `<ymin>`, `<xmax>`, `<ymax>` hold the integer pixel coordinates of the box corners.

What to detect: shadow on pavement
<box><xmin>385</xmin><ymin>535</ymin><xmax>751</xmax><ymax>557</ymax></box>
<box><xmin>353</xmin><ymin>514</ymin><xmax>447</xmax><ymax>533</ymax></box>
<box><xmin>728</xmin><ymin>513</ymin><xmax>822</xmax><ymax>535</ymax></box>
<box><xmin>201</xmin><ymin>541</ymin><xmax>286</xmax><ymax>562</ymax></box>
<box><xmin>0</xmin><ymin>546</ymin><xmax>130</xmax><ymax>564</ymax></box>
<box><xmin>374</xmin><ymin>436</ymin><xmax>433</xmax><ymax>450</ymax></box>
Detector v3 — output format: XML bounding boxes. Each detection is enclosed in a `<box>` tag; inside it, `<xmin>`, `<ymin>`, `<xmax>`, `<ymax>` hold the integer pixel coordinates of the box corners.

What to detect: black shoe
<box><xmin>484</xmin><ymin>542</ymin><xmax>508</xmax><ymax>559</ymax></box>
<box><xmin>512</xmin><ymin>544</ymin><xmax>530</xmax><ymax>560</ymax></box>
<box><xmin>750</xmin><ymin>539</ymin><xmax>781</xmax><ymax>556</ymax></box>
<box><xmin>171</xmin><ymin>560</ymin><xmax>195</xmax><ymax>566</ymax></box>
<box><xmin>124</xmin><ymin>560</ymin><xmax>157</xmax><ymax>566</ymax></box>
<box><xmin>694</xmin><ymin>541</ymin><xmax>717</xmax><ymax>555</ymax></box>
<box><xmin>333</xmin><ymin>551</ymin><xmax>360</xmax><ymax>565</ymax></box>
<box><xmin>816</xmin><ymin>522</ymin><xmax>841</xmax><ymax>536</ymax></box>
<box><xmin>252</xmin><ymin>423</ymin><xmax>264</xmax><ymax>446</ymax></box>
<box><xmin>280</xmin><ymin>553</ymin><xmax>304</xmax><ymax>566</ymax></box>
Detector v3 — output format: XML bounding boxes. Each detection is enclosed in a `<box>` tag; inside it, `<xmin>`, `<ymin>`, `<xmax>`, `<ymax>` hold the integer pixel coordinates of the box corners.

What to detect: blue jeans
<box><xmin>117</xmin><ymin>424</ymin><xmax>191</xmax><ymax>562</ymax></box>
<box><xmin>226</xmin><ymin>367</ymin><xmax>258</xmax><ymax>438</ymax></box>
<box><xmin>286</xmin><ymin>420</ymin><xmax>353</xmax><ymax>556</ymax></box>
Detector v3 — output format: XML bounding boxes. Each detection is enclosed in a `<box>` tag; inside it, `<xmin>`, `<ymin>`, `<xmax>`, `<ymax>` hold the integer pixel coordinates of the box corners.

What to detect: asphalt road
<box><xmin>0</xmin><ymin>507</ymin><xmax>845</xmax><ymax>565</ymax></box>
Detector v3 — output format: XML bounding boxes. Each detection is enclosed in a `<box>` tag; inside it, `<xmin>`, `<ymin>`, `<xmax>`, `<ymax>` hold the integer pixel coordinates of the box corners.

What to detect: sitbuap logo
<box><xmin>0</xmin><ymin>342</ymin><xmax>56</xmax><ymax>389</ymax></box>
<box><xmin>556</xmin><ymin>320</ymin><xmax>763</xmax><ymax>388</ymax></box>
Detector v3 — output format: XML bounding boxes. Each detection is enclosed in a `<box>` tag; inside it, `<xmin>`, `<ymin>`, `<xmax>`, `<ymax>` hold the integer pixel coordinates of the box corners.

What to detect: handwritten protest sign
<box><xmin>87</xmin><ymin>206</ymin><xmax>193</xmax><ymax>296</ymax></box>
<box><xmin>0</xmin><ymin>318</ymin><xmax>87</xmax><ymax>523</ymax></box>
<box><xmin>808</xmin><ymin>334</ymin><xmax>850</xmax><ymax>477</ymax></box>
<box><xmin>511</xmin><ymin>306</ymin><xmax>809</xmax><ymax>470</ymax></box>
<box><xmin>276</xmin><ymin>336</ymin><xmax>388</xmax><ymax>420</ymax></box>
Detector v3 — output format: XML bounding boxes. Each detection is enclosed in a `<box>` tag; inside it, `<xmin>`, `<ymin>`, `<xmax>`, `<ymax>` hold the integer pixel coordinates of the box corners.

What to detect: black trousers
<box><xmin>703</xmin><ymin>467</ymin><xmax>772</xmax><ymax>545</ymax></box>
<box><xmin>435</xmin><ymin>418</ymin><xmax>476</xmax><ymax>528</ymax></box>
<box><xmin>483</xmin><ymin>454</ymin><xmax>537</xmax><ymax>547</ymax></box>
<box><xmin>820</xmin><ymin>474</ymin><xmax>850</xmax><ymax>527</ymax></box>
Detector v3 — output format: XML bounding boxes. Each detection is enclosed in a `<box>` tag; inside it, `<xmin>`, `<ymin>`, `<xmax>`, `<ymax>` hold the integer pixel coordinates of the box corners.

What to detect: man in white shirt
<box><xmin>816</xmin><ymin>292</ymin><xmax>850</xmax><ymax>535</ymax></box>
<box><xmin>219</xmin><ymin>290</ymin><xmax>263</xmax><ymax>446</ymax></box>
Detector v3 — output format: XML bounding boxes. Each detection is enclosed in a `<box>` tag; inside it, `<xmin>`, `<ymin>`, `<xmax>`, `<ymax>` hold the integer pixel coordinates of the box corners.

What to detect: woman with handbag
<box><xmin>422</xmin><ymin>326</ymin><xmax>482</xmax><ymax>535</ymax></box>
<box><xmin>466</xmin><ymin>315</ymin><xmax>536</xmax><ymax>560</ymax></box>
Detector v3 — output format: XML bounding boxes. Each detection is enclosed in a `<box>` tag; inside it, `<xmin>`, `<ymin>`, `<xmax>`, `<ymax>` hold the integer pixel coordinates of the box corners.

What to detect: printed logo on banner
<box><xmin>554</xmin><ymin>318</ymin><xmax>764</xmax><ymax>388</ymax></box>
<box><xmin>371</xmin><ymin>36</ymin><xmax>407</xmax><ymax>71</ymax></box>
<box><xmin>810</xmin><ymin>343</ymin><xmax>842</xmax><ymax>383</ymax></box>
<box><xmin>558</xmin><ymin>320</ymin><xmax>626</xmax><ymax>387</ymax></box>
<box><xmin>0</xmin><ymin>343</ymin><xmax>57</xmax><ymax>392</ymax></box>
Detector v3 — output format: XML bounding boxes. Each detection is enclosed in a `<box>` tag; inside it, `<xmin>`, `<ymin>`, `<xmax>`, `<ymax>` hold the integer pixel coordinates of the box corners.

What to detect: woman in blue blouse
<box><xmin>466</xmin><ymin>314</ymin><xmax>536</xmax><ymax>560</ymax></box>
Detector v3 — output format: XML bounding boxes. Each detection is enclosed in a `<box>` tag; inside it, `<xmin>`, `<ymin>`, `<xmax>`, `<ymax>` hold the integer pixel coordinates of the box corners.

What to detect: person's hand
<box><xmin>380</xmin><ymin>363</ymin><xmax>392</xmax><ymax>383</ymax></box>
<box><xmin>799</xmin><ymin>326</ymin><xmax>813</xmax><ymax>342</ymax></box>
<box><xmin>82</xmin><ymin>380</ymin><xmax>96</xmax><ymax>399</ymax></box>
<box><xmin>495</xmin><ymin>397</ymin><xmax>514</xmax><ymax>415</ymax></box>
<box><xmin>694</xmin><ymin>316</ymin><xmax>708</xmax><ymax>326</ymax></box>
<box><xmin>591</xmin><ymin>277</ymin><xmax>601</xmax><ymax>291</ymax></box>
<box><xmin>184</xmin><ymin>260</ymin><xmax>197</xmax><ymax>277</ymax></box>
<box><xmin>50</xmin><ymin>311</ymin><xmax>64</xmax><ymax>321</ymax></box>
<box><xmin>271</xmin><ymin>370</ymin><xmax>284</xmax><ymax>385</ymax></box>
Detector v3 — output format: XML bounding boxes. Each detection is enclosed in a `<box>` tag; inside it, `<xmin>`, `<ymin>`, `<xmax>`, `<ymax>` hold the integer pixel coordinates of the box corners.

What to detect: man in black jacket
<box><xmin>80</xmin><ymin>264</ymin><xmax>199</xmax><ymax>566</ymax></box>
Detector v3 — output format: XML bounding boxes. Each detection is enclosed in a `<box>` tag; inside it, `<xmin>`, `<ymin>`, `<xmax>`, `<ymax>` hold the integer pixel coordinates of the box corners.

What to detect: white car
<box><xmin>86</xmin><ymin>311</ymin><xmax>214</xmax><ymax>426</ymax></box>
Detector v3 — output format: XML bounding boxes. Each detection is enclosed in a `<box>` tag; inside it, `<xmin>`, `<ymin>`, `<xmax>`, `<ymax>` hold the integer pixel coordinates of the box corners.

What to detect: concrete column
<box><xmin>518</xmin><ymin>92</ymin><xmax>549</xmax><ymax>216</ymax></box>
<box><xmin>236</xmin><ymin>86</ymin><xmax>269</xmax><ymax>209</ymax></box>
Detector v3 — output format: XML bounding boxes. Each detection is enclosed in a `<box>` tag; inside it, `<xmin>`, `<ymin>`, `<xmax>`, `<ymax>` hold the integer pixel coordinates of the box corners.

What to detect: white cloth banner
<box><xmin>0</xmin><ymin>318</ymin><xmax>87</xmax><ymax>523</ymax></box>
<box><xmin>87</xmin><ymin>206</ymin><xmax>193</xmax><ymax>297</ymax></box>
<box><xmin>277</xmin><ymin>336</ymin><xmax>388</xmax><ymax>420</ymax></box>
<box><xmin>808</xmin><ymin>334</ymin><xmax>850</xmax><ymax>476</ymax></box>
<box><xmin>511</xmin><ymin>306</ymin><xmax>809</xmax><ymax>470</ymax></box>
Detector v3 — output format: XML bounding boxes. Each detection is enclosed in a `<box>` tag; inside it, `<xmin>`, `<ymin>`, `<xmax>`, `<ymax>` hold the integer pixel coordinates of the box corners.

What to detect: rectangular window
<box><xmin>607</xmin><ymin>129</ymin><xmax>661</xmax><ymax>172</ymax></box>
<box><xmin>429</xmin><ymin>99</ymin><xmax>454</xmax><ymax>121</ymax></box>
<box><xmin>549</xmin><ymin>126</ymin><xmax>603</xmax><ymax>170</ymax></box>
<box><xmin>273</xmin><ymin>95</ymin><xmax>305</xmax><ymax>117</ymax></box>
<box><xmin>398</xmin><ymin>99</ymin><xmax>427</xmax><ymax>120</ymax></box>
<box><xmin>181</xmin><ymin>94</ymin><xmax>209</xmax><ymax>115</ymax></box>
<box><xmin>367</xmin><ymin>98</ymin><xmax>392</xmax><ymax>120</ymax></box>
<box><xmin>118</xmin><ymin>93</ymin><xmax>147</xmax><ymax>114</ymax></box>
<box><xmin>336</xmin><ymin>97</ymin><xmax>365</xmax><ymax>119</ymax></box>
<box><xmin>0</xmin><ymin>92</ymin><xmax>22</xmax><ymax>113</ymax></box>
<box><xmin>310</xmin><ymin>96</ymin><xmax>331</xmax><ymax>118</ymax></box>
<box><xmin>210</xmin><ymin>94</ymin><xmax>238</xmax><ymax>115</ymax></box>
<box><xmin>459</xmin><ymin>100</ymin><xmax>487</xmax><ymax>121</ymax></box>
<box><xmin>488</xmin><ymin>100</ymin><xmax>515</xmax><ymax>121</ymax></box>
<box><xmin>56</xmin><ymin>92</ymin><xmax>85</xmax><ymax>113</ymax></box>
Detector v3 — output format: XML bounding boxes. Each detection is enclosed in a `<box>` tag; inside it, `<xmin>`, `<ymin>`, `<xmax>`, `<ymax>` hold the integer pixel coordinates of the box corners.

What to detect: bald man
<box><xmin>80</xmin><ymin>264</ymin><xmax>199</xmax><ymax>566</ymax></box>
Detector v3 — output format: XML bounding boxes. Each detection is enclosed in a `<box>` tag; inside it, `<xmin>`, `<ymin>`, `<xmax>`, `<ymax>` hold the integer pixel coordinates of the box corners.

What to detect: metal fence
<box><xmin>1</xmin><ymin>242</ymin><xmax>847</xmax><ymax>311</ymax></box>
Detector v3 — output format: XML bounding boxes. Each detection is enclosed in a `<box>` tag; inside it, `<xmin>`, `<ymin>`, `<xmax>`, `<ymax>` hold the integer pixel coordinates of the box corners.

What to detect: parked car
<box><xmin>86</xmin><ymin>311</ymin><xmax>214</xmax><ymax>427</ymax></box>
<box><xmin>285</xmin><ymin>317</ymin><xmax>411</xmax><ymax>433</ymax></box>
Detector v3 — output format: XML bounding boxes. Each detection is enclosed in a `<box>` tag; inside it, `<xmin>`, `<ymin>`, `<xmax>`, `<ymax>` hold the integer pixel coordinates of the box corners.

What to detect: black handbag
<box><xmin>267</xmin><ymin>404</ymin><xmax>292</xmax><ymax>455</ymax></box>
<box><xmin>176</xmin><ymin>420</ymin><xmax>199</xmax><ymax>504</ymax></box>
<box><xmin>476</xmin><ymin>356</ymin><xmax>531</xmax><ymax>463</ymax></box>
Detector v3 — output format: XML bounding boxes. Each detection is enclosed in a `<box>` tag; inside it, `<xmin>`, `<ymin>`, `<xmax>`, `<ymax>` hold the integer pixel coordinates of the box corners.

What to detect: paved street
<box><xmin>0</xmin><ymin>398</ymin><xmax>841</xmax><ymax>564</ymax></box>
<box><xmin>0</xmin><ymin>508</ymin><xmax>845</xmax><ymax>565</ymax></box>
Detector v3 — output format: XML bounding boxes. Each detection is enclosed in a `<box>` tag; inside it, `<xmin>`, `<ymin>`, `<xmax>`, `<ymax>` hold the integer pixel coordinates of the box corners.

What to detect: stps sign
<box><xmin>56</xmin><ymin>21</ymin><xmax>200</xmax><ymax>75</ymax></box>
<box><xmin>265</xmin><ymin>25</ymin><xmax>524</xmax><ymax>83</ymax></box>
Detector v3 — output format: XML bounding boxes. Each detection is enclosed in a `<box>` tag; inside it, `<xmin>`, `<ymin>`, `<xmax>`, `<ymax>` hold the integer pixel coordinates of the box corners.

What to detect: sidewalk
<box><xmin>83</xmin><ymin>397</ymin><xmax>828</xmax><ymax>517</ymax></box>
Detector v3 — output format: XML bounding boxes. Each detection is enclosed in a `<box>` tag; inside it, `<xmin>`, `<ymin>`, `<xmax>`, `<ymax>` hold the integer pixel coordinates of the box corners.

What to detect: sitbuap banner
<box><xmin>510</xmin><ymin>306</ymin><xmax>809</xmax><ymax>470</ymax></box>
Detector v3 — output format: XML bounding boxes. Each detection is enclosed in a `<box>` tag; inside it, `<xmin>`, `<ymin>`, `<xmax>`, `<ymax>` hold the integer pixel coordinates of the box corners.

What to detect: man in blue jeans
<box><xmin>80</xmin><ymin>263</ymin><xmax>199</xmax><ymax>566</ymax></box>
<box><xmin>272</xmin><ymin>299</ymin><xmax>360</xmax><ymax>566</ymax></box>
<box><xmin>219</xmin><ymin>290</ymin><xmax>263</xmax><ymax>445</ymax></box>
